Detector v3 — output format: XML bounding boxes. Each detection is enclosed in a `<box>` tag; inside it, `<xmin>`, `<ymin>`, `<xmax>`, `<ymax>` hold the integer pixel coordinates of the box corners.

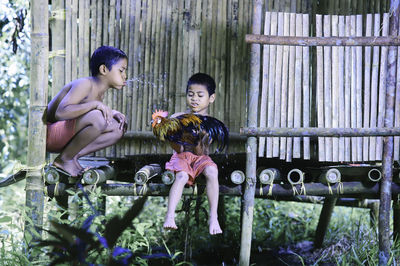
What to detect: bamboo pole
<box><xmin>379</xmin><ymin>2</ymin><xmax>398</xmax><ymax>263</ymax></box>
<box><xmin>324</xmin><ymin>15</ymin><xmax>332</xmax><ymax>161</ymax></box>
<box><xmin>245</xmin><ymin>34</ymin><xmax>400</xmax><ymax>46</ymax></box>
<box><xmin>96</xmin><ymin>0</ymin><xmax>103</xmax><ymax>52</ymax></box>
<box><xmin>239</xmin><ymin>1</ymin><xmax>261</xmax><ymax>265</ymax></box>
<box><xmin>350</xmin><ymin>15</ymin><xmax>357</xmax><ymax>161</ymax></box>
<box><xmin>71</xmin><ymin>0</ymin><xmax>78</xmax><ymax>80</ymax></box>
<box><xmin>25</xmin><ymin>0</ymin><xmax>48</xmax><ymax>252</ymax></box>
<box><xmin>344</xmin><ymin>16</ymin><xmax>351</xmax><ymax>161</ymax></box>
<box><xmin>314</xmin><ymin>197</ymin><xmax>337</xmax><ymax>248</ymax></box>
<box><xmin>302</xmin><ymin>14</ymin><xmax>310</xmax><ymax>160</ymax></box>
<box><xmin>363</xmin><ymin>14</ymin><xmax>373</xmax><ymax>162</ymax></box>
<box><xmin>266</xmin><ymin>12</ymin><xmax>277</xmax><ymax>158</ymax></box>
<box><xmin>83</xmin><ymin>0</ymin><xmax>90</xmax><ymax>78</ymax></box>
<box><xmin>240</xmin><ymin>127</ymin><xmax>400</xmax><ymax>137</ymax></box>
<box><xmin>395</xmin><ymin>17</ymin><xmax>400</xmax><ymax>161</ymax></box>
<box><xmin>142</xmin><ymin>0</ymin><xmax>153</xmax><ymax>154</ymax></box>
<box><xmin>65</xmin><ymin>0</ymin><xmax>72</xmax><ymax>83</ymax></box>
<box><xmin>369</xmin><ymin>13</ymin><xmax>381</xmax><ymax>161</ymax></box>
<box><xmin>316</xmin><ymin>15</ymin><xmax>325</xmax><ymax>161</ymax></box>
<box><xmin>279</xmin><ymin>12</ymin><xmax>289</xmax><ymax>160</ymax></box>
<box><xmin>78</xmin><ymin>0</ymin><xmax>85</xmax><ymax>77</ymax></box>
<box><xmin>356</xmin><ymin>15</ymin><xmax>362</xmax><ymax>162</ymax></box>
<box><xmin>259</xmin><ymin>11</ymin><xmax>271</xmax><ymax>157</ymax></box>
<box><xmin>130</xmin><ymin>0</ymin><xmax>141</xmax><ymax>155</ymax></box>
<box><xmin>180</xmin><ymin>0</ymin><xmax>190</xmax><ymax>113</ymax></box>
<box><xmin>168</xmin><ymin>0</ymin><xmax>178</xmax><ymax>116</ymax></box>
<box><xmin>220</xmin><ymin>0</ymin><xmax>227</xmax><ymax>123</ymax></box>
<box><xmin>286</xmin><ymin>13</ymin><xmax>296</xmax><ymax>162</ymax></box>
<box><xmin>151</xmin><ymin>0</ymin><xmax>161</xmax><ymax>154</ymax></box>
<box><xmin>332</xmin><ymin>15</ymin><xmax>339</xmax><ymax>162</ymax></box>
<box><xmin>175</xmin><ymin>0</ymin><xmax>184</xmax><ymax>114</ymax></box>
<box><xmin>293</xmin><ymin>13</ymin><xmax>302</xmax><ymax>159</ymax></box>
<box><xmin>51</xmin><ymin>0</ymin><xmax>65</xmax><ymax>97</ymax></box>
<box><xmin>89</xmin><ymin>0</ymin><xmax>96</xmax><ymax>56</ymax></box>
<box><xmin>338</xmin><ymin>16</ymin><xmax>345</xmax><ymax>162</ymax></box>
<box><xmin>213</xmin><ymin>0</ymin><xmax>221</xmax><ymax>118</ymax></box>
<box><xmin>376</xmin><ymin>13</ymin><xmax>389</xmax><ymax>161</ymax></box>
<box><xmin>273</xmin><ymin>12</ymin><xmax>283</xmax><ymax>157</ymax></box>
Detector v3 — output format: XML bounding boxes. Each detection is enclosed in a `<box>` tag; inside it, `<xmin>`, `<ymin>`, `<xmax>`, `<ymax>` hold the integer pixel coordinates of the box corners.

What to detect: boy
<box><xmin>163</xmin><ymin>73</ymin><xmax>222</xmax><ymax>235</ymax></box>
<box><xmin>45</xmin><ymin>46</ymin><xmax>128</xmax><ymax>177</ymax></box>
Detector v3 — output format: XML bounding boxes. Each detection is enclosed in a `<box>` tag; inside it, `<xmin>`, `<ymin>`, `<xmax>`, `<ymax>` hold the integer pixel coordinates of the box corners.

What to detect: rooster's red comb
<box><xmin>152</xmin><ymin>109</ymin><xmax>169</xmax><ymax>120</ymax></box>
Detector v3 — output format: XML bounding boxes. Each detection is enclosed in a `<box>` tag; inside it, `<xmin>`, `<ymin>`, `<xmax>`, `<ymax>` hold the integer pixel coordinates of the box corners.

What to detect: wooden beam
<box><xmin>314</xmin><ymin>197</ymin><xmax>337</xmax><ymax>248</ymax></box>
<box><xmin>241</xmin><ymin>127</ymin><xmax>400</xmax><ymax>137</ymax></box>
<box><xmin>245</xmin><ymin>34</ymin><xmax>400</xmax><ymax>46</ymax></box>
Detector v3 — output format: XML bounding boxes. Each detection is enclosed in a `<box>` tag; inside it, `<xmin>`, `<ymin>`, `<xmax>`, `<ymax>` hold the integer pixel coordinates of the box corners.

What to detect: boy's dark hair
<box><xmin>186</xmin><ymin>73</ymin><xmax>216</xmax><ymax>96</ymax></box>
<box><xmin>89</xmin><ymin>46</ymin><xmax>127</xmax><ymax>77</ymax></box>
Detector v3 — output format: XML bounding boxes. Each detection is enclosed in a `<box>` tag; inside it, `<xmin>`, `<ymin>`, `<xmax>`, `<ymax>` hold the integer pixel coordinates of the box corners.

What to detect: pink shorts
<box><xmin>165</xmin><ymin>152</ymin><xmax>217</xmax><ymax>186</ymax></box>
<box><xmin>46</xmin><ymin>119</ymin><xmax>76</xmax><ymax>153</ymax></box>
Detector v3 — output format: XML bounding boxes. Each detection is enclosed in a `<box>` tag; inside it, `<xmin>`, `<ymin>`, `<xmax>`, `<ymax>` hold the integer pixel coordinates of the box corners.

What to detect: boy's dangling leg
<box><xmin>203</xmin><ymin>165</ymin><xmax>222</xmax><ymax>235</ymax></box>
<box><xmin>163</xmin><ymin>171</ymin><xmax>189</xmax><ymax>230</ymax></box>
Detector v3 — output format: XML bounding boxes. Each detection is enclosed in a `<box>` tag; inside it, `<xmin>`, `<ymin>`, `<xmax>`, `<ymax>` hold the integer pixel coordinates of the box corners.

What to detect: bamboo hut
<box><xmin>24</xmin><ymin>0</ymin><xmax>400</xmax><ymax>264</ymax></box>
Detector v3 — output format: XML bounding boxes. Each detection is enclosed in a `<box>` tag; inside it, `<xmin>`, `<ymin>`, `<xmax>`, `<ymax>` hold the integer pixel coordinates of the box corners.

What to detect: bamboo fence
<box><xmin>257</xmin><ymin>10</ymin><xmax>399</xmax><ymax>163</ymax></box>
<box><xmin>56</xmin><ymin>0</ymin><xmax>252</xmax><ymax>157</ymax></box>
<box><xmin>52</xmin><ymin>0</ymin><xmax>393</xmax><ymax>161</ymax></box>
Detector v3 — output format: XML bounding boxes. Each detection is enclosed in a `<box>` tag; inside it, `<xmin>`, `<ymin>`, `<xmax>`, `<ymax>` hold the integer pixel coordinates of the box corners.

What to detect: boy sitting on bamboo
<box><xmin>45</xmin><ymin>46</ymin><xmax>128</xmax><ymax>177</ymax></box>
<box><xmin>163</xmin><ymin>73</ymin><xmax>223</xmax><ymax>235</ymax></box>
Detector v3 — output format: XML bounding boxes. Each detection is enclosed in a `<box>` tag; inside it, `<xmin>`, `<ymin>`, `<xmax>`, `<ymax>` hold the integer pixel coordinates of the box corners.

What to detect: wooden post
<box><xmin>25</xmin><ymin>0</ymin><xmax>48</xmax><ymax>256</ymax></box>
<box><xmin>379</xmin><ymin>1</ymin><xmax>399</xmax><ymax>264</ymax></box>
<box><xmin>239</xmin><ymin>1</ymin><xmax>260</xmax><ymax>265</ymax></box>
<box><xmin>314</xmin><ymin>197</ymin><xmax>337</xmax><ymax>248</ymax></box>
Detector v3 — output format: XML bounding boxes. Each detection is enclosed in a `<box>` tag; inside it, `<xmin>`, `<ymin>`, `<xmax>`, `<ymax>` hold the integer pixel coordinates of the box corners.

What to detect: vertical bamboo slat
<box><xmin>293</xmin><ymin>13</ymin><xmax>302</xmax><ymax>158</ymax></box>
<box><xmin>90</xmin><ymin>0</ymin><xmax>97</xmax><ymax>57</ymax></box>
<box><xmin>369</xmin><ymin>13</ymin><xmax>380</xmax><ymax>161</ymax></box>
<box><xmin>168</xmin><ymin>0</ymin><xmax>178</xmax><ymax>116</ymax></box>
<box><xmin>395</xmin><ymin>18</ymin><xmax>400</xmax><ymax>161</ymax></box>
<box><xmin>78</xmin><ymin>0</ymin><xmax>85</xmax><ymax>77</ymax></box>
<box><xmin>65</xmin><ymin>0</ymin><xmax>72</xmax><ymax>83</ymax></box>
<box><xmin>266</xmin><ymin>12</ymin><xmax>277</xmax><ymax>158</ymax></box>
<box><xmin>302</xmin><ymin>14</ymin><xmax>310</xmax><ymax>160</ymax></box>
<box><xmin>355</xmin><ymin>15</ymin><xmax>362</xmax><ymax>162</ymax></box>
<box><xmin>286</xmin><ymin>13</ymin><xmax>296</xmax><ymax>162</ymax></box>
<box><xmin>323</xmin><ymin>15</ymin><xmax>332</xmax><ymax>161</ymax></box>
<box><xmin>71</xmin><ymin>0</ymin><xmax>78</xmax><ymax>80</ymax></box>
<box><xmin>338</xmin><ymin>16</ymin><xmax>345</xmax><ymax>161</ymax></box>
<box><xmin>350</xmin><ymin>15</ymin><xmax>357</xmax><ymax>161</ymax></box>
<box><xmin>279</xmin><ymin>12</ymin><xmax>290</xmax><ymax>160</ymax></box>
<box><xmin>344</xmin><ymin>16</ymin><xmax>351</xmax><ymax>161</ymax></box>
<box><xmin>332</xmin><ymin>15</ymin><xmax>339</xmax><ymax>162</ymax></box>
<box><xmin>258</xmin><ymin>11</ymin><xmax>271</xmax><ymax>157</ymax></box>
<box><xmin>316</xmin><ymin>15</ymin><xmax>325</xmax><ymax>161</ymax></box>
<box><xmin>25</xmin><ymin>0</ymin><xmax>48</xmax><ymax>247</ymax></box>
<box><xmin>273</xmin><ymin>12</ymin><xmax>283</xmax><ymax>157</ymax></box>
<box><xmin>363</xmin><ymin>14</ymin><xmax>373</xmax><ymax>161</ymax></box>
<box><xmin>376</xmin><ymin>13</ymin><xmax>389</xmax><ymax>161</ymax></box>
<box><xmin>83</xmin><ymin>0</ymin><xmax>90</xmax><ymax>77</ymax></box>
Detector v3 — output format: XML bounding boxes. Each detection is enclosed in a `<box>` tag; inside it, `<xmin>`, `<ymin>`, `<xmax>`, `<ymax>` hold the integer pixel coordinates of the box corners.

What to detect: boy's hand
<box><xmin>95</xmin><ymin>101</ymin><xmax>113</xmax><ymax>124</ymax></box>
<box><xmin>112</xmin><ymin>110</ymin><xmax>128</xmax><ymax>131</ymax></box>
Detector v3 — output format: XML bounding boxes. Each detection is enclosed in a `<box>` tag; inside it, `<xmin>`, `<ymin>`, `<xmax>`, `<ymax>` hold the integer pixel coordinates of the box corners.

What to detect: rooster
<box><xmin>151</xmin><ymin>109</ymin><xmax>229</xmax><ymax>153</ymax></box>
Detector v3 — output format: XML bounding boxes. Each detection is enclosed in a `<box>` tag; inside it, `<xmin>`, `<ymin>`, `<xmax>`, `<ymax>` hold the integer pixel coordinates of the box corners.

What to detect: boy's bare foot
<box><xmin>163</xmin><ymin>216</ymin><xmax>178</xmax><ymax>230</ymax></box>
<box><xmin>53</xmin><ymin>156</ymin><xmax>82</xmax><ymax>177</ymax></box>
<box><xmin>209</xmin><ymin>217</ymin><xmax>222</xmax><ymax>235</ymax></box>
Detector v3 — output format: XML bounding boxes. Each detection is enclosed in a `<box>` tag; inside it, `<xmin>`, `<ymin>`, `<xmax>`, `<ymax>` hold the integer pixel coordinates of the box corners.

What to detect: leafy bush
<box><xmin>0</xmin><ymin>0</ymin><xmax>30</xmax><ymax>173</ymax></box>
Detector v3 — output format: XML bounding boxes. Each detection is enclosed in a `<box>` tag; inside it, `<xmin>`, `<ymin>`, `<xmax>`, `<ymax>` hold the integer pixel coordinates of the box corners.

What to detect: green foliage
<box><xmin>0</xmin><ymin>0</ymin><xmax>30</xmax><ymax>173</ymax></box>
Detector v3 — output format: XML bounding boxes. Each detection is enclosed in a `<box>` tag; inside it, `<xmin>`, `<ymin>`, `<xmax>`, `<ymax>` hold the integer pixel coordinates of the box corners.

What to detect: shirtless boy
<box><xmin>46</xmin><ymin>46</ymin><xmax>128</xmax><ymax>176</ymax></box>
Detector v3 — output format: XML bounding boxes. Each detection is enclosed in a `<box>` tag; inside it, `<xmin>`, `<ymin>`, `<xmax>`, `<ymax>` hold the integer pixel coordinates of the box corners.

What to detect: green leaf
<box><xmin>0</xmin><ymin>216</ymin><xmax>12</xmax><ymax>223</ymax></box>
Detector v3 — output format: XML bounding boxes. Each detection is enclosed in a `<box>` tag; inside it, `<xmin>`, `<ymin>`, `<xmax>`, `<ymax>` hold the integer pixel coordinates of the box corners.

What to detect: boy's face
<box><xmin>186</xmin><ymin>84</ymin><xmax>215</xmax><ymax>115</ymax></box>
<box><xmin>103</xmin><ymin>58</ymin><xmax>128</xmax><ymax>89</ymax></box>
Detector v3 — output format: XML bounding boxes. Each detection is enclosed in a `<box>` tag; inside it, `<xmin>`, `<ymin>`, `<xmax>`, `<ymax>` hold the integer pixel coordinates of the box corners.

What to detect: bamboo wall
<box><xmin>52</xmin><ymin>0</ymin><xmax>253</xmax><ymax>158</ymax></box>
<box><xmin>257</xmin><ymin>7</ymin><xmax>398</xmax><ymax>163</ymax></box>
<box><xmin>50</xmin><ymin>0</ymin><xmax>393</xmax><ymax>160</ymax></box>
